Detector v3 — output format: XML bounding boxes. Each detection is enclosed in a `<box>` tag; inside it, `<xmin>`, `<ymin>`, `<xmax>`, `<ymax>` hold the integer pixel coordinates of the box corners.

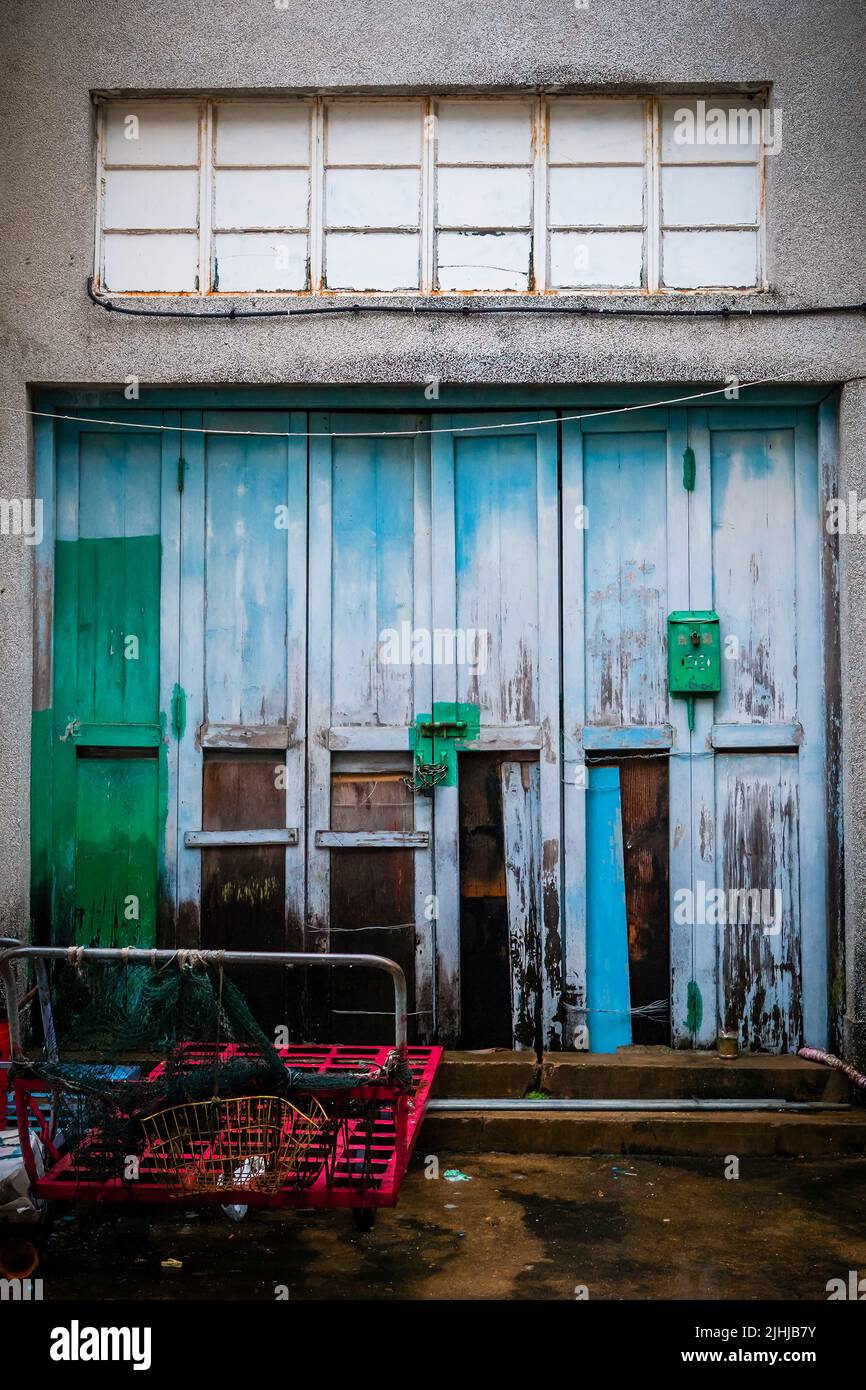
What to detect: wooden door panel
<box><xmin>200</xmin><ymin>752</ymin><xmax>287</xmax><ymax>1031</ymax></box>
<box><xmin>328</xmin><ymin>773</ymin><xmax>416</xmax><ymax>1044</ymax></box>
<box><xmin>51</xmin><ymin>418</ymin><xmax>169</xmax><ymax>951</ymax></box>
<box><xmin>458</xmin><ymin>753</ymin><xmax>511</xmax><ymax>1049</ymax></box>
<box><xmin>432</xmin><ymin>415</ymin><xmax>561</xmax><ymax>1045</ymax></box>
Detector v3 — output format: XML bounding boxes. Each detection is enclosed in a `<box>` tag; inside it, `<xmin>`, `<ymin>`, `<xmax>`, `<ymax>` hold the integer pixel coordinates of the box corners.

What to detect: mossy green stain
<box><xmin>171</xmin><ymin>683</ymin><xmax>187</xmax><ymax>739</ymax></box>
<box><xmin>686</xmin><ymin>980</ymin><xmax>703</xmax><ymax>1034</ymax></box>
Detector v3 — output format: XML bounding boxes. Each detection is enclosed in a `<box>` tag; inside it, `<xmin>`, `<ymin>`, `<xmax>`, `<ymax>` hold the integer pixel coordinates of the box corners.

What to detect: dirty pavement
<box><xmin>41</xmin><ymin>1152</ymin><xmax>866</xmax><ymax>1301</ymax></box>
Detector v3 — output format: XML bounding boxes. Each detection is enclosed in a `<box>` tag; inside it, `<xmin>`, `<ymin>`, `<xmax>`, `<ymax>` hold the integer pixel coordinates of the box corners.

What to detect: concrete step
<box><xmin>432</xmin><ymin>1050</ymin><xmax>538</xmax><ymax>1099</ymax></box>
<box><xmin>540</xmin><ymin>1051</ymin><xmax>853</xmax><ymax>1102</ymax></box>
<box><xmin>431</xmin><ymin>1048</ymin><xmax>852</xmax><ymax>1103</ymax></box>
<box><xmin>420</xmin><ymin>1109</ymin><xmax>866</xmax><ymax>1158</ymax></box>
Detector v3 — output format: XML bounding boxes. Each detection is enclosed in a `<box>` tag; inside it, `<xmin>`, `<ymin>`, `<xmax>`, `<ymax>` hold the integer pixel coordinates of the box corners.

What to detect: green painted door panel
<box><xmin>44</xmin><ymin>420</ymin><xmax>170</xmax><ymax>949</ymax></box>
<box><xmin>71</xmin><ymin>535</ymin><xmax>161</xmax><ymax>725</ymax></box>
<box><xmin>73</xmin><ymin>755</ymin><xmax>158</xmax><ymax>948</ymax></box>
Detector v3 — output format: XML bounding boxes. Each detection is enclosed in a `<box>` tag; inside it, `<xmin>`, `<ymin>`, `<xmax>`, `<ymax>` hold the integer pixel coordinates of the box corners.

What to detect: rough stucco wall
<box><xmin>0</xmin><ymin>0</ymin><xmax>864</xmax><ymax>1048</ymax></box>
<box><xmin>0</xmin><ymin>0</ymin><xmax>864</xmax><ymax>392</ymax></box>
<box><xmin>0</xmin><ymin>409</ymin><xmax>31</xmax><ymax>937</ymax></box>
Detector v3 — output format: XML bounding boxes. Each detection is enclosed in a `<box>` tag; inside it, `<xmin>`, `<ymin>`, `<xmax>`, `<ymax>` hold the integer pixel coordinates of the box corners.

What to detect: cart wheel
<box><xmin>0</xmin><ymin>1237</ymin><xmax>40</xmax><ymax>1280</ymax></box>
<box><xmin>352</xmin><ymin>1207</ymin><xmax>377</xmax><ymax>1233</ymax></box>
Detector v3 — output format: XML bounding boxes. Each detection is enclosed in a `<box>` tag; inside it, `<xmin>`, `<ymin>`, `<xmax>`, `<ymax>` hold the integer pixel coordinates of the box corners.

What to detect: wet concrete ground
<box><xmin>37</xmin><ymin>1153</ymin><xmax>866</xmax><ymax>1301</ymax></box>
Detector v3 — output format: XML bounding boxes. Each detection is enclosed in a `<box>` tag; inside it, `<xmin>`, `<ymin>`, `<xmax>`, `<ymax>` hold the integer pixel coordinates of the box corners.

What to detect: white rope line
<box><xmin>308</xmin><ymin>922</ymin><xmax>419</xmax><ymax>933</ymax></box>
<box><xmin>331</xmin><ymin>1008</ymin><xmax>432</xmax><ymax>1017</ymax></box>
<box><xmin>0</xmin><ymin>375</ymin><xmax>800</xmax><ymax>442</ymax></box>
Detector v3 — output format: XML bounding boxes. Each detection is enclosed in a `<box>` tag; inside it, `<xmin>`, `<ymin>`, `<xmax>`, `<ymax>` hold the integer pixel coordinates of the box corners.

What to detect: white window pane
<box><xmin>103</xmin><ymin>233</ymin><xmax>199</xmax><ymax>291</ymax></box>
<box><xmin>661</xmin><ymin>165</ymin><xmax>757</xmax><ymax>227</ymax></box>
<box><xmin>325</xmin><ymin>232</ymin><xmax>420</xmax><ymax>289</ymax></box>
<box><xmin>436</xmin><ymin>232</ymin><xmax>531</xmax><ymax>290</ymax></box>
<box><xmin>326</xmin><ymin>103</ymin><xmax>422</xmax><ymax>165</ymax></box>
<box><xmin>104</xmin><ymin>102</ymin><xmax>200</xmax><ymax>166</ymax></box>
<box><xmin>549</xmin><ymin>166</ymin><xmax>643</xmax><ymax>228</ymax></box>
<box><xmin>215</xmin><ymin>102</ymin><xmax>310</xmax><ymax>165</ymax></box>
<box><xmin>548</xmin><ymin>99</ymin><xmax>645</xmax><ymax>164</ymax></box>
<box><xmin>214</xmin><ymin>233</ymin><xmax>308</xmax><ymax>291</ymax></box>
<box><xmin>662</xmin><ymin>230</ymin><xmax>758</xmax><ymax>287</ymax></box>
<box><xmin>325</xmin><ymin>169</ymin><xmax>420</xmax><ymax>229</ymax></box>
<box><xmin>214</xmin><ymin>169</ymin><xmax>309</xmax><ymax>229</ymax></box>
<box><xmin>437</xmin><ymin>167</ymin><xmax>532</xmax><ymax>228</ymax></box>
<box><xmin>104</xmin><ymin>169</ymin><xmax>199</xmax><ymax>230</ymax></box>
<box><xmin>549</xmin><ymin>231</ymin><xmax>643</xmax><ymax>288</ymax></box>
<box><xmin>660</xmin><ymin>99</ymin><xmax>762</xmax><ymax>163</ymax></box>
<box><xmin>436</xmin><ymin>100</ymin><xmax>533</xmax><ymax>164</ymax></box>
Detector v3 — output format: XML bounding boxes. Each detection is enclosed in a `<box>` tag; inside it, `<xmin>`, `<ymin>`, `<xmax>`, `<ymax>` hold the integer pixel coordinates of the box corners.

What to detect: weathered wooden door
<box><xmin>175</xmin><ymin>411</ymin><xmax>307</xmax><ymax>1028</ymax></box>
<box><xmin>43</xmin><ymin>413</ymin><xmax>180</xmax><ymax>952</ymax></box>
<box><xmin>41</xmin><ymin>397</ymin><xmax>829</xmax><ymax>1054</ymax></box>
<box><xmin>306</xmin><ymin>416</ymin><xmax>434</xmax><ymax>1042</ymax></box>
<box><xmin>305</xmin><ymin>412</ymin><xmax>561</xmax><ymax>1048</ymax></box>
<box><xmin>430</xmin><ymin>415</ymin><xmax>562</xmax><ymax>1047</ymax></box>
<box><xmin>561</xmin><ymin>405</ymin><xmax>828</xmax><ymax>1052</ymax></box>
<box><xmin>691</xmin><ymin>407</ymin><xmax>827</xmax><ymax>1051</ymax></box>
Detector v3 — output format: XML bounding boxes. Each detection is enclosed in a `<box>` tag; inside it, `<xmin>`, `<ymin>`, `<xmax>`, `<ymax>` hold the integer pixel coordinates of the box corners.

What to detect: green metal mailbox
<box><xmin>667</xmin><ymin>610</ymin><xmax>721</xmax><ymax>726</ymax></box>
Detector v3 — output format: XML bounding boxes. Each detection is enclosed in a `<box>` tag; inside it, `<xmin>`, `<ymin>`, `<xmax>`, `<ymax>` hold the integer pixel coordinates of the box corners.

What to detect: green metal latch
<box><xmin>667</xmin><ymin>610</ymin><xmax>721</xmax><ymax>731</ymax></box>
<box><xmin>408</xmin><ymin>704</ymin><xmax>480</xmax><ymax>794</ymax></box>
<box><xmin>416</xmin><ymin>719</ymin><xmax>468</xmax><ymax>739</ymax></box>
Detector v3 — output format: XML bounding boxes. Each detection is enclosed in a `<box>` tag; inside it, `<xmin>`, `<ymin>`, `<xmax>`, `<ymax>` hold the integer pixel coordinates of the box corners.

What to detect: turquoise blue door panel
<box><xmin>586</xmin><ymin>766</ymin><xmax>632</xmax><ymax>1053</ymax></box>
<box><xmin>583</xmin><ymin>430</ymin><xmax>668</xmax><ymax>727</ymax></box>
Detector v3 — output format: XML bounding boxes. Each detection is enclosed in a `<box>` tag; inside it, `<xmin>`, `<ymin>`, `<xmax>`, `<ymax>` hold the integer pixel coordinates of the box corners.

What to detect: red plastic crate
<box><xmin>13</xmin><ymin>1044</ymin><xmax>442</xmax><ymax>1211</ymax></box>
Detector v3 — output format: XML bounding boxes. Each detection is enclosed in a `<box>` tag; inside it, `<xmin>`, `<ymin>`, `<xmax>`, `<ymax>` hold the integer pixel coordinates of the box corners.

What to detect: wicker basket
<box><xmin>141</xmin><ymin>1094</ymin><xmax>328</xmax><ymax>1194</ymax></box>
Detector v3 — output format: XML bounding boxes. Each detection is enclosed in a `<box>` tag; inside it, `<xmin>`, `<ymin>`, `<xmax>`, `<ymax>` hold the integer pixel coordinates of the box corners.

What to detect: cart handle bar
<box><xmin>0</xmin><ymin>945</ymin><xmax>408</xmax><ymax>1060</ymax></box>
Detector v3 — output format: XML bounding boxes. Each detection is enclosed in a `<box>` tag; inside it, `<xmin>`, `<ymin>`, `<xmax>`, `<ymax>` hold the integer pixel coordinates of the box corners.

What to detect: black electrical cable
<box><xmin>86</xmin><ymin>277</ymin><xmax>866</xmax><ymax>322</ymax></box>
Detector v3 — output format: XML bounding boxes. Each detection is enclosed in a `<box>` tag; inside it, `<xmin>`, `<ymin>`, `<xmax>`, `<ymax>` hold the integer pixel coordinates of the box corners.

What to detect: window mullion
<box><xmin>532</xmin><ymin>95</ymin><xmax>547</xmax><ymax>294</ymax></box>
<box><xmin>757</xmin><ymin>120</ymin><xmax>767</xmax><ymax>289</ymax></box>
<box><xmin>199</xmin><ymin>100</ymin><xmax>214</xmax><ymax>294</ymax></box>
<box><xmin>646</xmin><ymin>97</ymin><xmax>660</xmax><ymax>293</ymax></box>
<box><xmin>310</xmin><ymin>98</ymin><xmax>325</xmax><ymax>292</ymax></box>
<box><xmin>421</xmin><ymin>97</ymin><xmax>436</xmax><ymax>294</ymax></box>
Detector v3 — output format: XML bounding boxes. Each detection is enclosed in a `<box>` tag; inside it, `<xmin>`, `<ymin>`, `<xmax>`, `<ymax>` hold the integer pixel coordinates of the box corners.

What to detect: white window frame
<box><xmin>96</xmin><ymin>98</ymin><xmax>207</xmax><ymax>293</ymax></box>
<box><xmin>432</xmin><ymin>94</ymin><xmax>538</xmax><ymax>293</ymax></box>
<box><xmin>320</xmin><ymin>95</ymin><xmax>426</xmax><ymax>292</ymax></box>
<box><xmin>543</xmin><ymin>95</ymin><xmax>651</xmax><ymax>294</ymax></box>
<box><xmin>94</xmin><ymin>92</ymin><xmax>768</xmax><ymax>297</ymax></box>
<box><xmin>209</xmin><ymin>96</ymin><xmax>314</xmax><ymax>294</ymax></box>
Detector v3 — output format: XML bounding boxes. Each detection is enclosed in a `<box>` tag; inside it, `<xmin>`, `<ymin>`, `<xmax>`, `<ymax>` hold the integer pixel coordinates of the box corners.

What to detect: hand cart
<box><xmin>0</xmin><ymin>945</ymin><xmax>442</xmax><ymax>1235</ymax></box>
